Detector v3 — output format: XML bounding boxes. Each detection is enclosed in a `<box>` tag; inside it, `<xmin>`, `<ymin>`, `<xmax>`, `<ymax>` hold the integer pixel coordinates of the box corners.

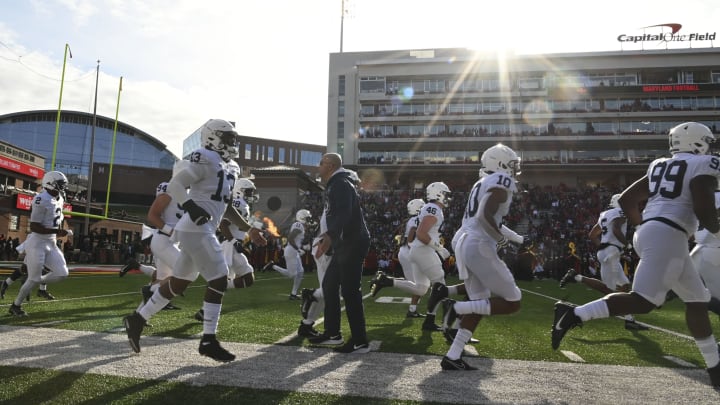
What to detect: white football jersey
<box><xmin>228</xmin><ymin>196</ymin><xmax>251</xmax><ymax>240</ymax></box>
<box><xmin>175</xmin><ymin>148</ymin><xmax>239</xmax><ymax>233</ymax></box>
<box><xmin>459</xmin><ymin>171</ymin><xmax>517</xmax><ymax>240</ymax></box>
<box><xmin>30</xmin><ymin>189</ymin><xmax>64</xmax><ymax>240</ymax></box>
<box><xmin>403</xmin><ymin>215</ymin><xmax>419</xmax><ymax>244</ymax></box>
<box><xmin>156</xmin><ymin>182</ymin><xmax>185</xmax><ymax>228</ymax></box>
<box><xmin>693</xmin><ymin>191</ymin><xmax>720</xmax><ymax>248</ymax></box>
<box><xmin>642</xmin><ymin>153</ymin><xmax>720</xmax><ymax>235</ymax></box>
<box><xmin>410</xmin><ymin>202</ymin><xmax>444</xmax><ymax>247</ymax></box>
<box><xmin>598</xmin><ymin>207</ymin><xmax>627</xmax><ymax>247</ymax></box>
<box><xmin>288</xmin><ymin>221</ymin><xmax>305</xmax><ymax>247</ymax></box>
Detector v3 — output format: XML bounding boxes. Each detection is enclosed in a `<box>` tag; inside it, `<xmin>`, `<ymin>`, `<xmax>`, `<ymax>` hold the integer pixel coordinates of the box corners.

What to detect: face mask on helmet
<box><xmin>669</xmin><ymin>122</ymin><xmax>715</xmax><ymax>155</ymax></box>
<box><xmin>42</xmin><ymin>171</ymin><xmax>68</xmax><ymax>194</ymax></box>
<box><xmin>201</xmin><ymin>119</ymin><xmax>239</xmax><ymax>161</ymax></box>
<box><xmin>407</xmin><ymin>199</ymin><xmax>425</xmax><ymax>215</ymax></box>
<box><xmin>480</xmin><ymin>144</ymin><xmax>521</xmax><ymax>178</ymax></box>
<box><xmin>296</xmin><ymin>209</ymin><xmax>317</xmax><ymax>227</ymax></box>
<box><xmin>426</xmin><ymin>182</ymin><xmax>451</xmax><ymax>205</ymax></box>
<box><xmin>235</xmin><ymin>178</ymin><xmax>259</xmax><ymax>203</ymax></box>
<box><xmin>609</xmin><ymin>194</ymin><xmax>621</xmax><ymax>209</ymax></box>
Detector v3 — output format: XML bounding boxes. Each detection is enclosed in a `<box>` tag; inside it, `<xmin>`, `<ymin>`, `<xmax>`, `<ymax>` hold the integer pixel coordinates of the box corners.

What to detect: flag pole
<box><xmin>52</xmin><ymin>43</ymin><xmax>72</xmax><ymax>170</ymax></box>
<box><xmin>104</xmin><ymin>76</ymin><xmax>122</xmax><ymax>217</ymax></box>
<box><xmin>84</xmin><ymin>60</ymin><xmax>101</xmax><ymax>235</ymax></box>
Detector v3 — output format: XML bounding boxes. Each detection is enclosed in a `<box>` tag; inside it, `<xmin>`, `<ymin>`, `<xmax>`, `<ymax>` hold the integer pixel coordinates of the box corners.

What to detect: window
<box><xmin>338</xmin><ymin>101</ymin><xmax>345</xmax><ymax>117</ymax></box>
<box><xmin>300</xmin><ymin>150</ymin><xmax>322</xmax><ymax>166</ymax></box>
<box><xmin>245</xmin><ymin>144</ymin><xmax>252</xmax><ymax>160</ymax></box>
<box><xmin>9</xmin><ymin>214</ymin><xmax>18</xmax><ymax>231</ymax></box>
<box><xmin>338</xmin><ymin>75</ymin><xmax>345</xmax><ymax>96</ymax></box>
<box><xmin>337</xmin><ymin>122</ymin><xmax>344</xmax><ymax>139</ymax></box>
<box><xmin>278</xmin><ymin>148</ymin><xmax>285</xmax><ymax>163</ymax></box>
<box><xmin>267</xmin><ymin>146</ymin><xmax>274</xmax><ymax>162</ymax></box>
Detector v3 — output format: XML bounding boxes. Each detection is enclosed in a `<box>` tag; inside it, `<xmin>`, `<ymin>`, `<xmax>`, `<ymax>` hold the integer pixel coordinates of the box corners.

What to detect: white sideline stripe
<box><xmin>520</xmin><ymin>287</ymin><xmax>695</xmax><ymax>341</ymax></box>
<box><xmin>663</xmin><ymin>355</ymin><xmax>697</xmax><ymax>368</ymax></box>
<box><xmin>560</xmin><ymin>350</ymin><xmax>586</xmax><ymax>363</ymax></box>
<box><xmin>32</xmin><ymin>320</ymin><xmax>67</xmax><ymax>327</ymax></box>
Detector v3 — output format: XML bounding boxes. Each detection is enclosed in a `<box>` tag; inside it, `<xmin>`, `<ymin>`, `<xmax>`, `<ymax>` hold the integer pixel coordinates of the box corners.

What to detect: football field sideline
<box><xmin>0</xmin><ymin>325</ymin><xmax>717</xmax><ymax>404</ymax></box>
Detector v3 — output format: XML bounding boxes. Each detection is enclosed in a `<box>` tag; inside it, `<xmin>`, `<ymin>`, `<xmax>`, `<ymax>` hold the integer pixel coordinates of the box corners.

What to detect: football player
<box><xmin>689</xmin><ymin>190</ymin><xmax>720</xmax><ymax>316</ymax></box>
<box><xmin>551</xmin><ymin>122</ymin><xmax>720</xmax><ymax>388</ymax></box>
<box><xmin>9</xmin><ymin>171</ymin><xmax>72</xmax><ymax>316</ymax></box>
<box><xmin>370</xmin><ymin>182</ymin><xmax>461</xmax><ymax>332</ymax></box>
<box><xmin>123</xmin><ymin>119</ymin><xmax>267</xmax><ymax>362</ymax></box>
<box><xmin>261</xmin><ymin>209</ymin><xmax>314</xmax><ymax>300</ymax></box>
<box><xmin>440</xmin><ymin>144</ymin><xmax>524</xmax><ymax>370</ymax></box>
<box><xmin>559</xmin><ymin>194</ymin><xmax>648</xmax><ymax>330</ymax></box>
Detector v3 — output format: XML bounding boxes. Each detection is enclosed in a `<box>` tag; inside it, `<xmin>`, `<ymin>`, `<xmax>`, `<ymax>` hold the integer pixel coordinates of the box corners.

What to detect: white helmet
<box><xmin>609</xmin><ymin>194</ymin><xmax>621</xmax><ymax>209</ymax></box>
<box><xmin>296</xmin><ymin>209</ymin><xmax>316</xmax><ymax>226</ymax></box>
<box><xmin>426</xmin><ymin>182</ymin><xmax>451</xmax><ymax>205</ymax></box>
<box><xmin>200</xmin><ymin>119</ymin><xmax>239</xmax><ymax>161</ymax></box>
<box><xmin>42</xmin><ymin>170</ymin><xmax>68</xmax><ymax>192</ymax></box>
<box><xmin>669</xmin><ymin>122</ymin><xmax>714</xmax><ymax>155</ymax></box>
<box><xmin>481</xmin><ymin>143</ymin><xmax>521</xmax><ymax>178</ymax></box>
<box><xmin>407</xmin><ymin>198</ymin><xmax>424</xmax><ymax>215</ymax></box>
<box><xmin>156</xmin><ymin>182</ymin><xmax>169</xmax><ymax>196</ymax></box>
<box><xmin>235</xmin><ymin>178</ymin><xmax>258</xmax><ymax>203</ymax></box>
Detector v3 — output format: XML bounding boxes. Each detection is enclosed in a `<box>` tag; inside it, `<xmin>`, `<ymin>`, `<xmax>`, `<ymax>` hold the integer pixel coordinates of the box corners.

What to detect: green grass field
<box><xmin>0</xmin><ymin>267</ymin><xmax>717</xmax><ymax>403</ymax></box>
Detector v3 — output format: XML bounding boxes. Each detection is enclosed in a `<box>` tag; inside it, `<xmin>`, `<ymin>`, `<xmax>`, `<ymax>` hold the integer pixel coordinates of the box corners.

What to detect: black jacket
<box><xmin>324</xmin><ymin>170</ymin><xmax>370</xmax><ymax>250</ymax></box>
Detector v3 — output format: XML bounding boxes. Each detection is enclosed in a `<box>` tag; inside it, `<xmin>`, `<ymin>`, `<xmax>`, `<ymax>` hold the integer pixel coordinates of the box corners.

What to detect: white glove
<box><xmin>65</xmin><ymin>229</ymin><xmax>73</xmax><ymax>237</ymax></box>
<box><xmin>500</xmin><ymin>225</ymin><xmax>523</xmax><ymax>245</ymax></box>
<box><xmin>430</xmin><ymin>241</ymin><xmax>451</xmax><ymax>260</ymax></box>
<box><xmin>302</xmin><ymin>244</ymin><xmax>311</xmax><ymax>252</ymax></box>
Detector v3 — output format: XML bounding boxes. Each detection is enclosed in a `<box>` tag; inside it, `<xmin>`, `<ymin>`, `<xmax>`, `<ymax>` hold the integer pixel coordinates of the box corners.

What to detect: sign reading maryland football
<box><xmin>617</xmin><ymin>23</ymin><xmax>716</xmax><ymax>45</ymax></box>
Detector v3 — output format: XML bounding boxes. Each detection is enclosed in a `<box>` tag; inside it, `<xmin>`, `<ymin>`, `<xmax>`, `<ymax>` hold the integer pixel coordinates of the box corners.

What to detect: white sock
<box><xmin>409</xmin><ymin>304</ymin><xmax>417</xmax><ymax>313</ymax></box>
<box><xmin>202</xmin><ymin>302</ymin><xmax>222</xmax><ymax>335</ymax></box>
<box><xmin>696</xmin><ymin>335</ymin><xmax>720</xmax><ymax>368</ymax></box>
<box><xmin>446</xmin><ymin>328</ymin><xmax>472</xmax><ymax>360</ymax></box>
<box><xmin>574</xmin><ymin>299</ymin><xmax>610</xmax><ymax>322</ymax></box>
<box><xmin>455</xmin><ymin>299</ymin><xmax>491</xmax><ymax>315</ymax></box>
<box><xmin>139</xmin><ymin>264</ymin><xmax>155</xmax><ymax>277</ymax></box>
<box><xmin>138</xmin><ymin>290</ymin><xmax>169</xmax><ymax>320</ymax></box>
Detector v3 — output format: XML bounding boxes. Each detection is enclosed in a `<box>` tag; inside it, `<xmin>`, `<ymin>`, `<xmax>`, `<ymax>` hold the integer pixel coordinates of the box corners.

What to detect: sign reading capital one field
<box><xmin>617</xmin><ymin>23</ymin><xmax>716</xmax><ymax>45</ymax></box>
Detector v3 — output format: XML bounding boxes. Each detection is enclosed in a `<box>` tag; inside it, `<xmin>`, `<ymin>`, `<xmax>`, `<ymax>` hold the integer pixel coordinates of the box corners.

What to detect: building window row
<box><xmin>358</xmin><ymin>119</ymin><xmax>720</xmax><ymax>139</ymax></box>
<box><xmin>358</xmin><ymin>148</ymin><xmax>667</xmax><ymax>165</ymax></box>
<box><xmin>241</xmin><ymin>143</ymin><xmax>321</xmax><ymax>167</ymax></box>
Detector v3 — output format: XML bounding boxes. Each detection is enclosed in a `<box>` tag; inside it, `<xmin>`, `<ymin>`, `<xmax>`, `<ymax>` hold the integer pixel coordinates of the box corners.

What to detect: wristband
<box><xmin>161</xmin><ymin>224</ymin><xmax>173</xmax><ymax>235</ymax></box>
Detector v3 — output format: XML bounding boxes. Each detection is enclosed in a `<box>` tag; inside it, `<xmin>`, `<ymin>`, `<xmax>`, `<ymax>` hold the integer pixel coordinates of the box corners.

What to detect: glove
<box><xmin>430</xmin><ymin>241</ymin><xmax>451</xmax><ymax>260</ymax></box>
<box><xmin>182</xmin><ymin>199</ymin><xmax>211</xmax><ymax>225</ymax></box>
<box><xmin>234</xmin><ymin>240</ymin><xmax>245</xmax><ymax>254</ymax></box>
<box><xmin>500</xmin><ymin>225</ymin><xmax>523</xmax><ymax>245</ymax></box>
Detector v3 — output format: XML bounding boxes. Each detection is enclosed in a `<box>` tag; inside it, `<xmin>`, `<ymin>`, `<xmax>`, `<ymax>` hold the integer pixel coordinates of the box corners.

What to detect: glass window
<box><xmin>278</xmin><ymin>148</ymin><xmax>285</xmax><ymax>163</ymax></box>
<box><xmin>267</xmin><ymin>146</ymin><xmax>274</xmax><ymax>162</ymax></box>
<box><xmin>338</xmin><ymin>75</ymin><xmax>345</xmax><ymax>97</ymax></box>
<box><xmin>9</xmin><ymin>214</ymin><xmax>18</xmax><ymax>231</ymax></box>
<box><xmin>337</xmin><ymin>122</ymin><xmax>344</xmax><ymax>139</ymax></box>
<box><xmin>300</xmin><ymin>150</ymin><xmax>322</xmax><ymax>166</ymax></box>
<box><xmin>245</xmin><ymin>144</ymin><xmax>252</xmax><ymax>160</ymax></box>
<box><xmin>338</xmin><ymin>101</ymin><xmax>345</xmax><ymax>117</ymax></box>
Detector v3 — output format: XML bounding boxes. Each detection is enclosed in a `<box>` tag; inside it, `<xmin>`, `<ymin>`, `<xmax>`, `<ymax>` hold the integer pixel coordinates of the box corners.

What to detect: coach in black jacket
<box><xmin>312</xmin><ymin>153</ymin><xmax>371</xmax><ymax>353</ymax></box>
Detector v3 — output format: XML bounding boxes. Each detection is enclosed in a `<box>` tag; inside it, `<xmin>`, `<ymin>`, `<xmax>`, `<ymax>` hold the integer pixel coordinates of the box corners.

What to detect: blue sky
<box><xmin>1</xmin><ymin>0</ymin><xmax>718</xmax><ymax>158</ymax></box>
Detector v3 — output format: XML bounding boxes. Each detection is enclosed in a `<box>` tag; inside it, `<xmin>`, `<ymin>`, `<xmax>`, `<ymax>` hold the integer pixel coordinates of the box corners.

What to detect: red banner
<box><xmin>15</xmin><ymin>193</ymin><xmax>34</xmax><ymax>211</ymax></box>
<box><xmin>0</xmin><ymin>155</ymin><xmax>44</xmax><ymax>179</ymax></box>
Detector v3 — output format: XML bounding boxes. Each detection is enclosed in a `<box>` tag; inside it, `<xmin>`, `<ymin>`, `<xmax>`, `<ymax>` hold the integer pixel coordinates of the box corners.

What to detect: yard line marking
<box><xmin>663</xmin><ymin>355</ymin><xmax>696</xmax><ymax>367</ymax></box>
<box><xmin>560</xmin><ymin>350</ymin><xmax>586</xmax><ymax>363</ymax></box>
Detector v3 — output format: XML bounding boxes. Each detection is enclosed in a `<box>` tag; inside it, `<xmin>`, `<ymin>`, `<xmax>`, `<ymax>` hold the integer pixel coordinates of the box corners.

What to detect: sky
<box><xmin>1</xmin><ymin>0</ymin><xmax>718</xmax><ymax>158</ymax></box>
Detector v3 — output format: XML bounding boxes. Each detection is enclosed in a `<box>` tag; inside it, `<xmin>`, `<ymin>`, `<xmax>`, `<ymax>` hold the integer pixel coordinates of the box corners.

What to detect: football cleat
<box><xmin>308</xmin><ymin>332</ymin><xmax>343</xmax><ymax>345</ymax></box>
<box><xmin>0</xmin><ymin>280</ymin><xmax>8</xmax><ymax>299</ymax></box>
<box><xmin>443</xmin><ymin>328</ymin><xmax>480</xmax><ymax>344</ymax></box>
<box><xmin>199</xmin><ymin>337</ymin><xmax>236</xmax><ymax>362</ymax></box>
<box><xmin>8</xmin><ymin>304</ymin><xmax>27</xmax><ymax>317</ymax></box>
<box><xmin>442</xmin><ymin>299</ymin><xmax>458</xmax><ymax>330</ymax></box>
<box><xmin>261</xmin><ymin>261</ymin><xmax>274</xmax><ymax>273</ymax></box>
<box><xmin>194</xmin><ymin>309</ymin><xmax>204</xmax><ymax>322</ymax></box>
<box><xmin>559</xmin><ymin>269</ymin><xmax>577</xmax><ymax>288</ymax></box>
<box><xmin>119</xmin><ymin>259</ymin><xmax>140</xmax><ymax>277</ymax></box>
<box><xmin>334</xmin><ymin>339</ymin><xmax>370</xmax><ymax>354</ymax></box>
<box><xmin>37</xmin><ymin>290</ymin><xmax>55</xmax><ymax>300</ymax></box>
<box><xmin>289</xmin><ymin>294</ymin><xmax>300</xmax><ymax>300</ymax></box>
<box><xmin>297</xmin><ymin>321</ymin><xmax>321</xmax><ymax>338</ymax></box>
<box><xmin>369</xmin><ymin>271</ymin><xmax>393</xmax><ymax>297</ymax></box>
<box><xmin>624</xmin><ymin>320</ymin><xmax>649</xmax><ymax>331</ymax></box>
<box><xmin>709</xmin><ymin>360</ymin><xmax>720</xmax><ymax>388</ymax></box>
<box><xmin>441</xmin><ymin>356</ymin><xmax>478</xmax><ymax>371</ymax></box>
<box><xmin>300</xmin><ymin>288</ymin><xmax>317</xmax><ymax>319</ymax></box>
<box><xmin>427</xmin><ymin>282</ymin><xmax>449</xmax><ymax>313</ymax></box>
<box><xmin>422</xmin><ymin>314</ymin><xmax>443</xmax><ymax>332</ymax></box>
<box><xmin>551</xmin><ymin>301</ymin><xmax>583</xmax><ymax>350</ymax></box>
<box><xmin>406</xmin><ymin>310</ymin><xmax>426</xmax><ymax>318</ymax></box>
<box><xmin>162</xmin><ymin>302</ymin><xmax>180</xmax><ymax>310</ymax></box>
<box><xmin>123</xmin><ymin>312</ymin><xmax>146</xmax><ymax>353</ymax></box>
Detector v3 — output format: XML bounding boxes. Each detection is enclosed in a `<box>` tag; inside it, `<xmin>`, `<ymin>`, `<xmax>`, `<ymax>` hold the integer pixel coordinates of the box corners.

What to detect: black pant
<box><xmin>322</xmin><ymin>238</ymin><xmax>370</xmax><ymax>341</ymax></box>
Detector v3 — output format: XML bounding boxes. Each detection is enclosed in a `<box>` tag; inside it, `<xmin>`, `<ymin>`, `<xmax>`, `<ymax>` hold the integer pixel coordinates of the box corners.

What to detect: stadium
<box><xmin>3</xmin><ymin>42</ymin><xmax>720</xmax><ymax>405</ymax></box>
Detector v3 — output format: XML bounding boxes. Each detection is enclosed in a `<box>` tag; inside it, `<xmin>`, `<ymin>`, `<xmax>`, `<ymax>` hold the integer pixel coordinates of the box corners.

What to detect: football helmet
<box><xmin>295</xmin><ymin>209</ymin><xmax>317</xmax><ymax>227</ymax></box>
<box><xmin>609</xmin><ymin>194</ymin><xmax>621</xmax><ymax>209</ymax></box>
<box><xmin>669</xmin><ymin>122</ymin><xmax>714</xmax><ymax>155</ymax></box>
<box><xmin>426</xmin><ymin>182</ymin><xmax>451</xmax><ymax>205</ymax></box>
<box><xmin>407</xmin><ymin>198</ymin><xmax>424</xmax><ymax>216</ymax></box>
<box><xmin>201</xmin><ymin>119</ymin><xmax>239</xmax><ymax>161</ymax></box>
<box><xmin>235</xmin><ymin>178</ymin><xmax>259</xmax><ymax>203</ymax></box>
<box><xmin>480</xmin><ymin>143</ymin><xmax>521</xmax><ymax>178</ymax></box>
<box><xmin>42</xmin><ymin>171</ymin><xmax>68</xmax><ymax>193</ymax></box>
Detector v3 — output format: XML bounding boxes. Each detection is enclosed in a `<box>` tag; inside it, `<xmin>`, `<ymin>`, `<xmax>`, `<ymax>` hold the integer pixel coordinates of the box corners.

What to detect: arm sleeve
<box><xmin>166</xmin><ymin>164</ymin><xmax>201</xmax><ymax>206</ymax></box>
